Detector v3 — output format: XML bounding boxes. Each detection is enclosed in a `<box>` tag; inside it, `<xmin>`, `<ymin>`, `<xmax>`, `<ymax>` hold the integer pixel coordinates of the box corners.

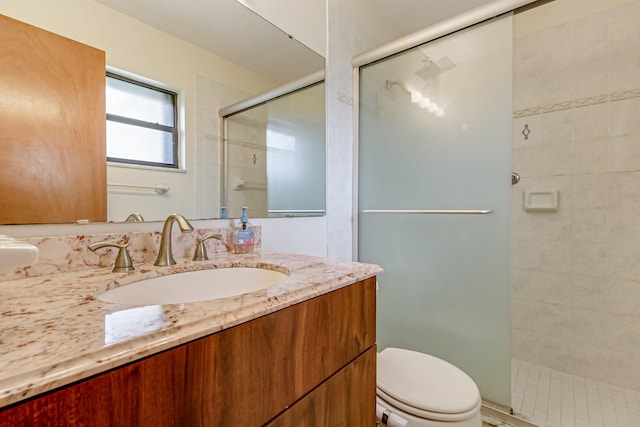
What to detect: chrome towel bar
<box><xmin>268</xmin><ymin>210</ymin><xmax>326</xmax><ymax>214</ymax></box>
<box><xmin>361</xmin><ymin>209</ymin><xmax>492</xmax><ymax>214</ymax></box>
<box><xmin>107</xmin><ymin>182</ymin><xmax>170</xmax><ymax>194</ymax></box>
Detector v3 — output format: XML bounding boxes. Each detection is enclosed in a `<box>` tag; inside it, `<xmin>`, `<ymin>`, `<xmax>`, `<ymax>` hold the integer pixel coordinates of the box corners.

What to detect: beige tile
<box><xmin>571</xmin><ymin>207</ymin><xmax>607</xmax><ymax>243</ymax></box>
<box><xmin>568</xmin><ymin>173</ymin><xmax>608</xmax><ymax>208</ymax></box>
<box><xmin>607</xmin><ymin>241</ymin><xmax>640</xmax><ymax>281</ymax></box>
<box><xmin>571</xmin><ymin>241</ymin><xmax>607</xmax><ymax>277</ymax></box>
<box><xmin>513</xmin><ymin>34</ymin><xmax>544</xmax><ymax>112</ymax></box>
<box><xmin>511</xmin><ymin>268</ymin><xmax>573</xmax><ymax>305</ymax></box>
<box><xmin>512</xmin><ymin>143</ymin><xmax>573</xmax><ymax>178</ymax></box>
<box><xmin>608</xmin><ymin>1</ymin><xmax>640</xmax><ymax>93</ymax></box>
<box><xmin>511</xmin><ymin>238</ymin><xmax>543</xmax><ymax>270</ymax></box>
<box><xmin>540</xmin><ymin>109</ymin><xmax>573</xmax><ymax>145</ymax></box>
<box><xmin>608</xmin><ymin>171</ymin><xmax>640</xmax><ymax>207</ymax></box>
<box><xmin>609</xmin><ymin>97</ymin><xmax>640</xmax><ymax>137</ymax></box>
<box><xmin>568</xmin><ymin>14</ymin><xmax>609</xmax><ymax>100</ymax></box>
<box><xmin>568</xmin><ymin>274</ymin><xmax>609</xmax><ymax>310</ymax></box>
<box><xmin>511</xmin><ymin>208</ymin><xmax>571</xmax><ymax>241</ymax></box>
<box><xmin>607</xmin><ymin>207</ymin><xmax>640</xmax><ymax>244</ymax></box>
<box><xmin>538</xmin><ymin>240</ymin><xmax>573</xmax><ymax>274</ymax></box>
<box><xmin>609</xmin><ymin>134</ymin><xmax>640</xmax><ymax>172</ymax></box>
<box><xmin>571</xmin><ymin>138</ymin><xmax>609</xmax><ymax>174</ymax></box>
<box><xmin>603</xmin><ymin>278</ymin><xmax>640</xmax><ymax>317</ymax></box>
<box><xmin>539</xmin><ymin>27</ymin><xmax>574</xmax><ymax>106</ymax></box>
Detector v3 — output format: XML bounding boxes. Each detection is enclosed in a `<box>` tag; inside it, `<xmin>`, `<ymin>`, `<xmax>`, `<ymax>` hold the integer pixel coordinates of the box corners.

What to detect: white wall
<box><xmin>325</xmin><ymin>0</ymin><xmax>401</xmax><ymax>261</ymax></box>
<box><xmin>253</xmin><ymin>216</ymin><xmax>328</xmax><ymax>257</ymax></box>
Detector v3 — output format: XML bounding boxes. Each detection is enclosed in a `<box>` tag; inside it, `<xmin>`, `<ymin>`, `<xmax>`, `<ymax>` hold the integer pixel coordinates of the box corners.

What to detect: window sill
<box><xmin>107</xmin><ymin>162</ymin><xmax>187</xmax><ymax>174</ymax></box>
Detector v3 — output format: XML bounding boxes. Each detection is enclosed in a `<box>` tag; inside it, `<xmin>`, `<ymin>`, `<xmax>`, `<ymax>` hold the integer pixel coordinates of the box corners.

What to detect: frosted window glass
<box><xmin>107</xmin><ymin>121</ymin><xmax>174</xmax><ymax>165</ymax></box>
<box><xmin>106</xmin><ymin>76</ymin><xmax>175</xmax><ymax>126</ymax></box>
<box><xmin>105</xmin><ymin>74</ymin><xmax>178</xmax><ymax>168</ymax></box>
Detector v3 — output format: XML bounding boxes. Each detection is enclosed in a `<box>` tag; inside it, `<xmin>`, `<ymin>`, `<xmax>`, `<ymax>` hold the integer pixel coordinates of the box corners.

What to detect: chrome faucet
<box><xmin>154</xmin><ymin>214</ymin><xmax>194</xmax><ymax>267</ymax></box>
<box><xmin>125</xmin><ymin>212</ymin><xmax>144</xmax><ymax>222</ymax></box>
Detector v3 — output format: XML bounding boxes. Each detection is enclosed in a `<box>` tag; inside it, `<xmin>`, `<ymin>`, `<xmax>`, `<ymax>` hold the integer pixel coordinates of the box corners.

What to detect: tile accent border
<box><xmin>203</xmin><ymin>133</ymin><xmax>220</xmax><ymax>142</ymax></box>
<box><xmin>227</xmin><ymin>138</ymin><xmax>267</xmax><ymax>151</ymax></box>
<box><xmin>513</xmin><ymin>88</ymin><xmax>640</xmax><ymax>118</ymax></box>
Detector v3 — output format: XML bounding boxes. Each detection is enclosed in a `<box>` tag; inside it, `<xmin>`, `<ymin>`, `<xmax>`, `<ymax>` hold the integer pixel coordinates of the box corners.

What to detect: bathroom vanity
<box><xmin>0</xmin><ymin>249</ymin><xmax>381</xmax><ymax>426</ymax></box>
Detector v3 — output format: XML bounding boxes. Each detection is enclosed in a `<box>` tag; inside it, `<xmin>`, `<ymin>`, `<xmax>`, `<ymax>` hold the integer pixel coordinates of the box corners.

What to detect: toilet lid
<box><xmin>377</xmin><ymin>347</ymin><xmax>480</xmax><ymax>415</ymax></box>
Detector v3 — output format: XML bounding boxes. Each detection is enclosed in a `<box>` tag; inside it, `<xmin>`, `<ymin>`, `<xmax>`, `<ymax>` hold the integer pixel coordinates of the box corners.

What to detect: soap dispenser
<box><xmin>232</xmin><ymin>207</ymin><xmax>255</xmax><ymax>254</ymax></box>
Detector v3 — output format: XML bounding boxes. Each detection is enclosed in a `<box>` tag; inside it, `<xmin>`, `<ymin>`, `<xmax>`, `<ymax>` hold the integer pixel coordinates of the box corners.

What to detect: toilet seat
<box><xmin>377</xmin><ymin>388</ymin><xmax>481</xmax><ymax>422</ymax></box>
<box><xmin>377</xmin><ymin>347</ymin><xmax>481</xmax><ymax>422</ymax></box>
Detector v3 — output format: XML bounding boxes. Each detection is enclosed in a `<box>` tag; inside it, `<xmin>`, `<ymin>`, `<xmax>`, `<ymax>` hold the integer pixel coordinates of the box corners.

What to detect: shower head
<box><xmin>415</xmin><ymin>56</ymin><xmax>456</xmax><ymax>81</ymax></box>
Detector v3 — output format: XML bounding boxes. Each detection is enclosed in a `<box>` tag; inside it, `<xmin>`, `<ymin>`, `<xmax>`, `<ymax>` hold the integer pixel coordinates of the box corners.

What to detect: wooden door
<box><xmin>0</xmin><ymin>14</ymin><xmax>106</xmax><ymax>224</ymax></box>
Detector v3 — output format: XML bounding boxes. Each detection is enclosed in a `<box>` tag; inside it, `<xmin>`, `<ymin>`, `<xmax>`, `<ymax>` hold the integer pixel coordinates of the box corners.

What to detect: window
<box><xmin>106</xmin><ymin>73</ymin><xmax>179</xmax><ymax>168</ymax></box>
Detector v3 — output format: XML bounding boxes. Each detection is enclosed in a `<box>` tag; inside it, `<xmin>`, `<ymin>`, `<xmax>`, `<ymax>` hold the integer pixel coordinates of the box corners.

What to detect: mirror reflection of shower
<box><xmin>220</xmin><ymin>74</ymin><xmax>326</xmax><ymax>219</ymax></box>
<box><xmin>384</xmin><ymin>55</ymin><xmax>455</xmax><ymax>117</ymax></box>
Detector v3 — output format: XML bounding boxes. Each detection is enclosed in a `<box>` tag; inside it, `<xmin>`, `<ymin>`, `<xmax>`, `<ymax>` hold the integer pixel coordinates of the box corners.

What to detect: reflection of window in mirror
<box><xmin>106</xmin><ymin>72</ymin><xmax>179</xmax><ymax>168</ymax></box>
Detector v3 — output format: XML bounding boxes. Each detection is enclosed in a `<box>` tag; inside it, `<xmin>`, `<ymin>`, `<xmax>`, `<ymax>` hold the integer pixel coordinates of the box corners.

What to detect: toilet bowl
<box><xmin>376</xmin><ymin>347</ymin><xmax>482</xmax><ymax>427</ymax></box>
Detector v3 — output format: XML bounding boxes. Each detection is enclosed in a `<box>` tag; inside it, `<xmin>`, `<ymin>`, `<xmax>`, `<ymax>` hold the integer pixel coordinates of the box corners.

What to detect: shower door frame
<box><xmin>350</xmin><ymin>0</ymin><xmax>538</xmax><ymax>414</ymax></box>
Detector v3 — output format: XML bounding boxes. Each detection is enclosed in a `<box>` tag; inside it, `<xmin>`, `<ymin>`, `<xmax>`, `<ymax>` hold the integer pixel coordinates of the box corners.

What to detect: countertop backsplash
<box><xmin>0</xmin><ymin>226</ymin><xmax>261</xmax><ymax>281</ymax></box>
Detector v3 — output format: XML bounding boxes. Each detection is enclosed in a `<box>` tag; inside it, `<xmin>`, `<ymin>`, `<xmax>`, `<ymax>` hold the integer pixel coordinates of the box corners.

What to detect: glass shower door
<box><xmin>358</xmin><ymin>15</ymin><xmax>513</xmax><ymax>406</ymax></box>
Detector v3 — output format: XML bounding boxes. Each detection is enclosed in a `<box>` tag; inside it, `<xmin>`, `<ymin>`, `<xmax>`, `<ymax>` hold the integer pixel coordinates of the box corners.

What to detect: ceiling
<box><xmin>94</xmin><ymin>0</ymin><xmax>500</xmax><ymax>83</ymax></box>
<box><xmin>93</xmin><ymin>0</ymin><xmax>323</xmax><ymax>84</ymax></box>
<box><xmin>372</xmin><ymin>0</ymin><xmax>506</xmax><ymax>36</ymax></box>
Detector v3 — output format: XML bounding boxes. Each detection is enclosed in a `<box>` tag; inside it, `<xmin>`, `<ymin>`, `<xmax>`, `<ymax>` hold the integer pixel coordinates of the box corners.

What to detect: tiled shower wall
<box><xmin>195</xmin><ymin>76</ymin><xmax>252</xmax><ymax>220</ymax></box>
<box><xmin>195</xmin><ymin>76</ymin><xmax>268</xmax><ymax>219</ymax></box>
<box><xmin>511</xmin><ymin>1</ymin><xmax>640</xmax><ymax>391</ymax></box>
<box><xmin>224</xmin><ymin>107</ymin><xmax>269</xmax><ymax>218</ymax></box>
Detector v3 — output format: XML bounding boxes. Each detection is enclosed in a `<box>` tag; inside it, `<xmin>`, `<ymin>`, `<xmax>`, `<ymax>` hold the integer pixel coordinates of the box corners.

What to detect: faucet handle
<box><xmin>192</xmin><ymin>234</ymin><xmax>222</xmax><ymax>261</ymax></box>
<box><xmin>88</xmin><ymin>242</ymin><xmax>135</xmax><ymax>272</ymax></box>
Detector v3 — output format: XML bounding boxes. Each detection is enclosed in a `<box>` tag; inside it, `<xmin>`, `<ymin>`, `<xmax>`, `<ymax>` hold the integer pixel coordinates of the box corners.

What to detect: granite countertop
<box><xmin>0</xmin><ymin>250</ymin><xmax>382</xmax><ymax>408</ymax></box>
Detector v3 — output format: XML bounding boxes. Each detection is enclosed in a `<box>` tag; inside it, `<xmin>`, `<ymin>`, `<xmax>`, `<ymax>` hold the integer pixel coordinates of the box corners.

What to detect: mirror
<box><xmin>223</xmin><ymin>81</ymin><xmax>326</xmax><ymax>219</ymax></box>
<box><xmin>0</xmin><ymin>0</ymin><xmax>325</xmax><ymax>224</ymax></box>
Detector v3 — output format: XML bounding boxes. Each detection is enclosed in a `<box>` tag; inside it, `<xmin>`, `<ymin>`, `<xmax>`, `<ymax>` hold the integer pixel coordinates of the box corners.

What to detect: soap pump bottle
<box><xmin>232</xmin><ymin>207</ymin><xmax>255</xmax><ymax>254</ymax></box>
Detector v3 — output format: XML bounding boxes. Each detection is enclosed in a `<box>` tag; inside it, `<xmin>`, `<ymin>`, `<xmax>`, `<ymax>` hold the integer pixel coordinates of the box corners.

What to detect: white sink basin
<box><xmin>98</xmin><ymin>267</ymin><xmax>288</xmax><ymax>305</ymax></box>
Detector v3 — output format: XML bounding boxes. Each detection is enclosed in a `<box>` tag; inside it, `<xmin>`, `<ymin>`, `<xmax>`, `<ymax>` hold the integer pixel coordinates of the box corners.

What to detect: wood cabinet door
<box><xmin>266</xmin><ymin>347</ymin><xmax>377</xmax><ymax>427</ymax></box>
<box><xmin>0</xmin><ymin>14</ymin><xmax>106</xmax><ymax>224</ymax></box>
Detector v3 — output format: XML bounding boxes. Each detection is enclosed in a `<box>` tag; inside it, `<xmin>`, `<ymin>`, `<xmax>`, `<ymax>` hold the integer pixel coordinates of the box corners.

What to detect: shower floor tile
<box><xmin>511</xmin><ymin>359</ymin><xmax>640</xmax><ymax>427</ymax></box>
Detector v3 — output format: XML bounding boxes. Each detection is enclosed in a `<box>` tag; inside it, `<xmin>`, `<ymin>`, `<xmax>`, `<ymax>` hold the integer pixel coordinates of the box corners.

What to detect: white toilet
<box><xmin>376</xmin><ymin>347</ymin><xmax>482</xmax><ymax>427</ymax></box>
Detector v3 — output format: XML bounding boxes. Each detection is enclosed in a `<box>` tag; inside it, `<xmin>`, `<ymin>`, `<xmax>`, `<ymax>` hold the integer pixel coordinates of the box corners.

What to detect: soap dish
<box><xmin>0</xmin><ymin>235</ymin><xmax>39</xmax><ymax>272</ymax></box>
